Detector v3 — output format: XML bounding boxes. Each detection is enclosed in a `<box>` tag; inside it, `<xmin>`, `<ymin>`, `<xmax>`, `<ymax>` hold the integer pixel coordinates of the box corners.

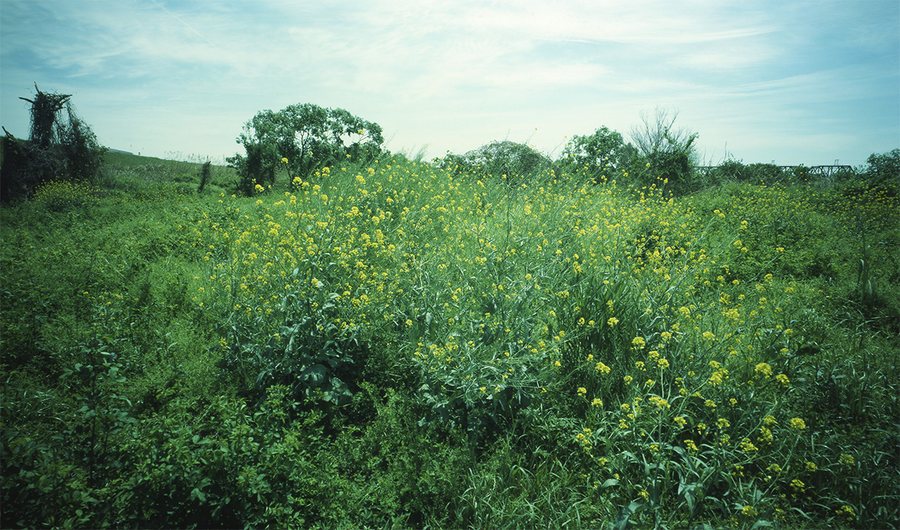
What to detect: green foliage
<box><xmin>631</xmin><ymin>109</ymin><xmax>699</xmax><ymax>193</ymax></box>
<box><xmin>31</xmin><ymin>180</ymin><xmax>98</xmax><ymax>212</ymax></box>
<box><xmin>440</xmin><ymin>140</ymin><xmax>551</xmax><ymax>183</ymax></box>
<box><xmin>560</xmin><ymin>127</ymin><xmax>641</xmax><ymax>183</ymax></box>
<box><xmin>197</xmin><ymin>161</ymin><xmax>212</xmax><ymax>193</ymax></box>
<box><xmin>59</xmin><ymin>108</ymin><xmax>106</xmax><ymax>183</ymax></box>
<box><xmin>865</xmin><ymin>148</ymin><xmax>899</xmax><ymax>184</ymax></box>
<box><xmin>227</xmin><ymin>103</ymin><xmax>384</xmax><ymax>195</ymax></box>
<box><xmin>0</xmin><ymin>85</ymin><xmax>105</xmax><ymax>201</ymax></box>
<box><xmin>1</xmin><ymin>150</ymin><xmax>897</xmax><ymax>528</ymax></box>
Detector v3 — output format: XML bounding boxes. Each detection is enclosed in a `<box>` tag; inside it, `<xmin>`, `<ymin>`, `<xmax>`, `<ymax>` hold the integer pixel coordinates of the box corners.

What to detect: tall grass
<box><xmin>1</xmin><ymin>153</ymin><xmax>896</xmax><ymax>528</ymax></box>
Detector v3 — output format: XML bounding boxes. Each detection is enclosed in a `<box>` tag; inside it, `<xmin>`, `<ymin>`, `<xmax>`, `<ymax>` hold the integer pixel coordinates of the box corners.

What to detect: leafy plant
<box><xmin>227</xmin><ymin>103</ymin><xmax>384</xmax><ymax>195</ymax></box>
<box><xmin>631</xmin><ymin>108</ymin><xmax>698</xmax><ymax>192</ymax></box>
<box><xmin>560</xmin><ymin>126</ymin><xmax>641</xmax><ymax>183</ymax></box>
<box><xmin>441</xmin><ymin>140</ymin><xmax>550</xmax><ymax>183</ymax></box>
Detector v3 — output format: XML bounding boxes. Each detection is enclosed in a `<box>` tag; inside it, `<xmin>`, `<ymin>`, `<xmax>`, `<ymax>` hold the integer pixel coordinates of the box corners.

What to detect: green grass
<box><xmin>1</xmin><ymin>154</ymin><xmax>897</xmax><ymax>529</ymax></box>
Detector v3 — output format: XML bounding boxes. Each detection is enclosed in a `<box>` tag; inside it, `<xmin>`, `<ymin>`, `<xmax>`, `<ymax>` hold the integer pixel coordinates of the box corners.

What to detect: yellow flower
<box><xmin>674</xmin><ymin>415</ymin><xmax>687</xmax><ymax>428</ymax></box>
<box><xmin>591</xmin><ymin>397</ymin><xmax>603</xmax><ymax>407</ymax></box>
<box><xmin>607</xmin><ymin>317</ymin><xmax>619</xmax><ymax>327</ymax></box>
<box><xmin>595</xmin><ymin>361</ymin><xmax>611</xmax><ymax>374</ymax></box>
<box><xmin>577</xmin><ymin>387</ymin><xmax>587</xmax><ymax>397</ymax></box>
<box><xmin>684</xmin><ymin>439</ymin><xmax>698</xmax><ymax>452</ymax></box>
<box><xmin>739</xmin><ymin>438</ymin><xmax>758</xmax><ymax>453</ymax></box>
<box><xmin>836</xmin><ymin>504</ymin><xmax>855</xmax><ymax>518</ymax></box>
<box><xmin>648</xmin><ymin>395</ymin><xmax>669</xmax><ymax>409</ymax></box>
<box><xmin>754</xmin><ymin>362</ymin><xmax>773</xmax><ymax>378</ymax></box>
<box><xmin>280</xmin><ymin>157</ymin><xmax>289</xmax><ymax>164</ymax></box>
<box><xmin>656</xmin><ymin>358</ymin><xmax>670</xmax><ymax>369</ymax></box>
<box><xmin>789</xmin><ymin>417</ymin><xmax>806</xmax><ymax>430</ymax></box>
<box><xmin>775</xmin><ymin>373</ymin><xmax>790</xmax><ymax>386</ymax></box>
<box><xmin>631</xmin><ymin>336</ymin><xmax>646</xmax><ymax>349</ymax></box>
<box><xmin>702</xmin><ymin>331</ymin><xmax>716</xmax><ymax>341</ymax></box>
<box><xmin>254</xmin><ymin>183</ymin><xmax>265</xmax><ymax>194</ymax></box>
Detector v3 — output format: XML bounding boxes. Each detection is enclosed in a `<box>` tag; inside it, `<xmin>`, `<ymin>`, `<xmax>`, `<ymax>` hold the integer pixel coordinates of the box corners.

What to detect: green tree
<box><xmin>443</xmin><ymin>141</ymin><xmax>550</xmax><ymax>183</ymax></box>
<box><xmin>228</xmin><ymin>103</ymin><xmax>384</xmax><ymax>194</ymax></box>
<box><xmin>560</xmin><ymin>127</ymin><xmax>640</xmax><ymax>182</ymax></box>
<box><xmin>865</xmin><ymin>149</ymin><xmax>899</xmax><ymax>185</ymax></box>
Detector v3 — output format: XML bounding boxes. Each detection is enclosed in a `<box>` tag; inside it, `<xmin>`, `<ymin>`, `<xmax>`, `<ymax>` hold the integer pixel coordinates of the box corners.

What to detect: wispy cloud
<box><xmin>1</xmin><ymin>0</ymin><xmax>897</xmax><ymax>164</ymax></box>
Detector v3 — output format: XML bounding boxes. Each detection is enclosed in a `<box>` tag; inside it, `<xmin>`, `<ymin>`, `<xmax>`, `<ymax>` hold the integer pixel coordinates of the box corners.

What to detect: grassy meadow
<box><xmin>1</xmin><ymin>151</ymin><xmax>898</xmax><ymax>528</ymax></box>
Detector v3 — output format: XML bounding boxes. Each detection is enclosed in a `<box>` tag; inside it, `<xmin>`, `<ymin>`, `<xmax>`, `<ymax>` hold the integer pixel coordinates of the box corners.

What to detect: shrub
<box><xmin>631</xmin><ymin>108</ymin><xmax>698</xmax><ymax>193</ymax></box>
<box><xmin>0</xmin><ymin>85</ymin><xmax>105</xmax><ymax>201</ymax></box>
<box><xmin>227</xmin><ymin>103</ymin><xmax>384</xmax><ymax>195</ymax></box>
<box><xmin>31</xmin><ymin>180</ymin><xmax>97</xmax><ymax>212</ymax></box>
<box><xmin>559</xmin><ymin>127</ymin><xmax>641</xmax><ymax>183</ymax></box>
<box><xmin>197</xmin><ymin>161</ymin><xmax>212</xmax><ymax>193</ymax></box>
<box><xmin>864</xmin><ymin>148</ymin><xmax>899</xmax><ymax>185</ymax></box>
<box><xmin>439</xmin><ymin>140</ymin><xmax>550</xmax><ymax>184</ymax></box>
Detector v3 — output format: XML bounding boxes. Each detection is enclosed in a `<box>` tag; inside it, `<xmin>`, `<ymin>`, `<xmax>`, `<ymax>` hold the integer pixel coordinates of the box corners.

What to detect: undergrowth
<box><xmin>1</xmin><ymin>153</ymin><xmax>897</xmax><ymax>528</ymax></box>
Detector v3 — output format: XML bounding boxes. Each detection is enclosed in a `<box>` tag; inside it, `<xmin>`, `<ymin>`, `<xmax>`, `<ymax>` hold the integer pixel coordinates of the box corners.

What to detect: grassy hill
<box><xmin>1</xmin><ymin>153</ymin><xmax>897</xmax><ymax>528</ymax></box>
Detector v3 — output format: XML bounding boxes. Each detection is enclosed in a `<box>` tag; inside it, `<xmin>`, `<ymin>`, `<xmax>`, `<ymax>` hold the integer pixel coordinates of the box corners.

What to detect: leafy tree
<box><xmin>441</xmin><ymin>141</ymin><xmax>550</xmax><ymax>183</ymax></box>
<box><xmin>228</xmin><ymin>103</ymin><xmax>384</xmax><ymax>194</ymax></box>
<box><xmin>560</xmin><ymin>127</ymin><xmax>640</xmax><ymax>182</ymax></box>
<box><xmin>865</xmin><ymin>149</ymin><xmax>899</xmax><ymax>185</ymax></box>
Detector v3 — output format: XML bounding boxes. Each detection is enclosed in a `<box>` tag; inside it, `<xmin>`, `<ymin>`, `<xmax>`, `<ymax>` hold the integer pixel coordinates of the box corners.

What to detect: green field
<box><xmin>1</xmin><ymin>151</ymin><xmax>897</xmax><ymax>528</ymax></box>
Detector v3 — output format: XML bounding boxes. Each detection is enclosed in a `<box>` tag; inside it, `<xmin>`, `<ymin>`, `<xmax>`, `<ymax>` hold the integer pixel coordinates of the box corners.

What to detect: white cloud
<box><xmin>1</xmin><ymin>0</ymin><xmax>896</xmax><ymax>164</ymax></box>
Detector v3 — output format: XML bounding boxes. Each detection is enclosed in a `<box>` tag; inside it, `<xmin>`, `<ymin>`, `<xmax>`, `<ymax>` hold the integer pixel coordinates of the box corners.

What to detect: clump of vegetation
<box><xmin>439</xmin><ymin>140</ymin><xmax>551</xmax><ymax>184</ymax></box>
<box><xmin>1</xmin><ymin>127</ymin><xmax>897</xmax><ymax>528</ymax></box>
<box><xmin>559</xmin><ymin>126</ymin><xmax>641</xmax><ymax>184</ymax></box>
<box><xmin>864</xmin><ymin>148</ymin><xmax>900</xmax><ymax>185</ymax></box>
<box><xmin>197</xmin><ymin>161</ymin><xmax>212</xmax><ymax>193</ymax></box>
<box><xmin>227</xmin><ymin>103</ymin><xmax>384</xmax><ymax>195</ymax></box>
<box><xmin>631</xmin><ymin>108</ymin><xmax>699</xmax><ymax>193</ymax></box>
<box><xmin>1</xmin><ymin>84</ymin><xmax>105</xmax><ymax>201</ymax></box>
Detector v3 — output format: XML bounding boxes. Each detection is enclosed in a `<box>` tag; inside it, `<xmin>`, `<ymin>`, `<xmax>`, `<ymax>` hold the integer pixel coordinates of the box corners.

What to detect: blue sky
<box><xmin>1</xmin><ymin>0</ymin><xmax>898</xmax><ymax>165</ymax></box>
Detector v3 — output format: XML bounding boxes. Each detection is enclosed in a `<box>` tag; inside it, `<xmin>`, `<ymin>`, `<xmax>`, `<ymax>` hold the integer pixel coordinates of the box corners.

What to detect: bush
<box><xmin>631</xmin><ymin>109</ymin><xmax>699</xmax><ymax>193</ymax></box>
<box><xmin>559</xmin><ymin>127</ymin><xmax>641</xmax><ymax>183</ymax></box>
<box><xmin>0</xmin><ymin>86</ymin><xmax>105</xmax><ymax>202</ymax></box>
<box><xmin>864</xmin><ymin>148</ymin><xmax>899</xmax><ymax>185</ymax></box>
<box><xmin>227</xmin><ymin>103</ymin><xmax>384</xmax><ymax>195</ymax></box>
<box><xmin>31</xmin><ymin>180</ymin><xmax>97</xmax><ymax>212</ymax></box>
<box><xmin>439</xmin><ymin>140</ymin><xmax>550</xmax><ymax>184</ymax></box>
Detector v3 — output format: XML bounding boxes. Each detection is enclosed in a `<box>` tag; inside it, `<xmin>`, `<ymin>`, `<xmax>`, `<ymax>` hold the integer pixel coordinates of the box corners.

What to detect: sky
<box><xmin>1</xmin><ymin>0</ymin><xmax>898</xmax><ymax>166</ymax></box>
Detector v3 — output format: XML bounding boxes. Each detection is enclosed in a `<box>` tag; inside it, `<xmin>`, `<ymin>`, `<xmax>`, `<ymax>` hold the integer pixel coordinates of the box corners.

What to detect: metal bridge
<box><xmin>694</xmin><ymin>165</ymin><xmax>855</xmax><ymax>178</ymax></box>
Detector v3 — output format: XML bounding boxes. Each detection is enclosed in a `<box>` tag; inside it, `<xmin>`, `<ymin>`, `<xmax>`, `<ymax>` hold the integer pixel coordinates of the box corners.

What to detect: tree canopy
<box><xmin>228</xmin><ymin>103</ymin><xmax>384</xmax><ymax>194</ymax></box>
